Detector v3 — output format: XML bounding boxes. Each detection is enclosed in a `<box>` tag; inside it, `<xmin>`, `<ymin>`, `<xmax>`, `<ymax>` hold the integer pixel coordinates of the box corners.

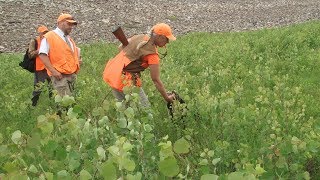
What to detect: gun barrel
<box><xmin>112</xmin><ymin>26</ymin><xmax>129</xmax><ymax>47</ymax></box>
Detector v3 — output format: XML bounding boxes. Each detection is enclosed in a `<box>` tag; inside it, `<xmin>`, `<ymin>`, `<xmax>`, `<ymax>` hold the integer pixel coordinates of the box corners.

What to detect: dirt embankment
<box><xmin>0</xmin><ymin>0</ymin><xmax>320</xmax><ymax>53</ymax></box>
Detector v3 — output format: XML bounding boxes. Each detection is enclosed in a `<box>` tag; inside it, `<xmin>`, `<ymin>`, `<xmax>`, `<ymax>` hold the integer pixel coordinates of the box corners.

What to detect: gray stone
<box><xmin>0</xmin><ymin>0</ymin><xmax>320</xmax><ymax>53</ymax></box>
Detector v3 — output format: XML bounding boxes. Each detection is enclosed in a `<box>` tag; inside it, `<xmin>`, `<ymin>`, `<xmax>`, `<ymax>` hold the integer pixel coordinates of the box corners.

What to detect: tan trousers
<box><xmin>51</xmin><ymin>73</ymin><xmax>77</xmax><ymax>97</ymax></box>
<box><xmin>112</xmin><ymin>88</ymin><xmax>150</xmax><ymax>107</ymax></box>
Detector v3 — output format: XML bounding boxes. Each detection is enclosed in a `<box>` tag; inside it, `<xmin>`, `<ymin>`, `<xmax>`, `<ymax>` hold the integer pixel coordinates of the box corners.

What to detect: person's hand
<box><xmin>166</xmin><ymin>94</ymin><xmax>175</xmax><ymax>103</ymax></box>
<box><xmin>51</xmin><ymin>69</ymin><xmax>62</xmax><ymax>80</ymax></box>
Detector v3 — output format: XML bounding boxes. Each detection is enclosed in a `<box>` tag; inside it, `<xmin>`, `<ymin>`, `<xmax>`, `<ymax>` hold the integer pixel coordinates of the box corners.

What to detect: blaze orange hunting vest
<box><xmin>103</xmin><ymin>34</ymin><xmax>157</xmax><ymax>91</ymax></box>
<box><xmin>35</xmin><ymin>37</ymin><xmax>45</xmax><ymax>71</ymax></box>
<box><xmin>44</xmin><ymin>31</ymin><xmax>79</xmax><ymax>76</ymax></box>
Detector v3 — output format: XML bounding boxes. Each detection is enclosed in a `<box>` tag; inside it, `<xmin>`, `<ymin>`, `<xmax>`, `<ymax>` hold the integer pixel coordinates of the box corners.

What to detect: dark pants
<box><xmin>32</xmin><ymin>69</ymin><xmax>52</xmax><ymax>106</ymax></box>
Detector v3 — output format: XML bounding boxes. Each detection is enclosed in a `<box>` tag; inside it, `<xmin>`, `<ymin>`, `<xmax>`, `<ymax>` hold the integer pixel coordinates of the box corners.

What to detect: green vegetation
<box><xmin>1</xmin><ymin>21</ymin><xmax>320</xmax><ymax>179</ymax></box>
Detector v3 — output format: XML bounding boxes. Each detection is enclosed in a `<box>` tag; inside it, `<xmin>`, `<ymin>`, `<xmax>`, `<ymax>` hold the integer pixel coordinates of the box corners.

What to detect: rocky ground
<box><xmin>1</xmin><ymin>0</ymin><xmax>320</xmax><ymax>53</ymax></box>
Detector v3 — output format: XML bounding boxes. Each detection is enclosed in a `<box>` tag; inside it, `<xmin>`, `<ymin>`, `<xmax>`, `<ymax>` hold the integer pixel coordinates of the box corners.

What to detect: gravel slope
<box><xmin>0</xmin><ymin>0</ymin><xmax>320</xmax><ymax>53</ymax></box>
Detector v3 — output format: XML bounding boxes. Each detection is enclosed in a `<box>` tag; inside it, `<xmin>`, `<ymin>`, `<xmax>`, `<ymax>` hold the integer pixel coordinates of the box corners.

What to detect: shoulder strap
<box><xmin>34</xmin><ymin>38</ymin><xmax>38</xmax><ymax>49</ymax></box>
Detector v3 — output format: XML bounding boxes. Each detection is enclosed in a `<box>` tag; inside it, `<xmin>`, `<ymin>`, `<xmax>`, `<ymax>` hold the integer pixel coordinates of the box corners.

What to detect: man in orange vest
<box><xmin>29</xmin><ymin>25</ymin><xmax>52</xmax><ymax>106</ymax></box>
<box><xmin>39</xmin><ymin>13</ymin><xmax>80</xmax><ymax>97</ymax></box>
<box><xmin>103</xmin><ymin>23</ymin><xmax>176</xmax><ymax>106</ymax></box>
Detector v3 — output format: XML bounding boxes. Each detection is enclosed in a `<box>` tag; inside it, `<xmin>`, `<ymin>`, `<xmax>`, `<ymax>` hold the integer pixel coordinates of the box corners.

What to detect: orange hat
<box><xmin>152</xmin><ymin>23</ymin><xmax>176</xmax><ymax>40</ymax></box>
<box><xmin>57</xmin><ymin>13</ymin><xmax>77</xmax><ymax>24</ymax></box>
<box><xmin>37</xmin><ymin>25</ymin><xmax>48</xmax><ymax>33</ymax></box>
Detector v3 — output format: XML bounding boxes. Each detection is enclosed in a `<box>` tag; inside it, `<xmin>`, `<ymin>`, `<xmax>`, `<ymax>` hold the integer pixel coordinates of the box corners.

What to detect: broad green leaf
<box><xmin>55</xmin><ymin>95</ymin><xmax>62</xmax><ymax>103</ymax></box>
<box><xmin>289</xmin><ymin>163</ymin><xmax>299</xmax><ymax>171</ymax></box>
<box><xmin>44</xmin><ymin>172</ymin><xmax>53</xmax><ymax>180</ymax></box>
<box><xmin>98</xmin><ymin>116</ymin><xmax>109</xmax><ymax>126</ymax></box>
<box><xmin>143</xmin><ymin>124</ymin><xmax>153</xmax><ymax>133</ymax></box>
<box><xmin>93</xmin><ymin>107</ymin><xmax>105</xmax><ymax>117</ymax></box>
<box><xmin>17</xmin><ymin>157</ymin><xmax>27</xmax><ymax>167</ymax></box>
<box><xmin>3</xmin><ymin>174</ymin><xmax>28</xmax><ymax>180</ymax></box>
<box><xmin>11</xmin><ymin>130</ymin><xmax>22</xmax><ymax>145</ymax></box>
<box><xmin>255</xmin><ymin>164</ymin><xmax>266</xmax><ymax>175</ymax></box>
<box><xmin>200</xmin><ymin>152</ymin><xmax>206</xmax><ymax>157</ymax></box>
<box><xmin>3</xmin><ymin>162</ymin><xmax>18</xmax><ymax>173</ymax></box>
<box><xmin>212</xmin><ymin>158</ymin><xmax>221</xmax><ymax>165</ymax></box>
<box><xmin>207</xmin><ymin>150</ymin><xmax>214</xmax><ymax>157</ymax></box>
<box><xmin>121</xmin><ymin>158</ymin><xmax>136</xmax><ymax>171</ymax></box>
<box><xmin>37</xmin><ymin>115</ymin><xmax>47</xmax><ymax>125</ymax></box>
<box><xmin>69</xmin><ymin>159</ymin><xmax>81</xmax><ymax>171</ymax></box>
<box><xmin>28</xmin><ymin>164</ymin><xmax>38</xmax><ymax>173</ymax></box>
<box><xmin>67</xmin><ymin>108</ymin><xmax>78</xmax><ymax>119</ymax></box>
<box><xmin>97</xmin><ymin>146</ymin><xmax>106</xmax><ymax>160</ymax></box>
<box><xmin>83</xmin><ymin>120</ymin><xmax>91</xmax><ymax>131</ymax></box>
<box><xmin>57</xmin><ymin>170</ymin><xmax>71</xmax><ymax>179</ymax></box>
<box><xmin>0</xmin><ymin>145</ymin><xmax>9</xmax><ymax>157</ymax></box>
<box><xmin>244</xmin><ymin>174</ymin><xmax>256</xmax><ymax>180</ymax></box>
<box><xmin>200</xmin><ymin>174</ymin><xmax>219</xmax><ymax>180</ymax></box>
<box><xmin>200</xmin><ymin>166</ymin><xmax>210</xmax><ymax>175</ymax></box>
<box><xmin>228</xmin><ymin>172</ymin><xmax>245</xmax><ymax>180</ymax></box>
<box><xmin>127</xmin><ymin>172</ymin><xmax>142</xmax><ymax>180</ymax></box>
<box><xmin>307</xmin><ymin>140</ymin><xmax>319</xmax><ymax>153</ymax></box>
<box><xmin>173</xmin><ymin>138</ymin><xmax>190</xmax><ymax>154</ymax></box>
<box><xmin>162</xmin><ymin>135</ymin><xmax>169</xmax><ymax>140</ymax></box>
<box><xmin>117</xmin><ymin>117</ymin><xmax>127</xmax><ymax>128</ymax></box>
<box><xmin>99</xmin><ymin>161</ymin><xmax>116</xmax><ymax>180</ymax></box>
<box><xmin>123</xmin><ymin>142</ymin><xmax>133</xmax><ymax>151</ymax></box>
<box><xmin>298</xmin><ymin>141</ymin><xmax>307</xmax><ymax>150</ymax></box>
<box><xmin>303</xmin><ymin>171</ymin><xmax>310</xmax><ymax>180</ymax></box>
<box><xmin>159</xmin><ymin>144</ymin><xmax>174</xmax><ymax>160</ymax></box>
<box><xmin>27</xmin><ymin>132</ymin><xmax>41</xmax><ymax>148</ymax></box>
<box><xmin>73</xmin><ymin>105</ymin><xmax>82</xmax><ymax>114</ymax></box>
<box><xmin>38</xmin><ymin>120</ymin><xmax>53</xmax><ymax>135</ymax></box>
<box><xmin>115</xmin><ymin>102</ymin><xmax>123</xmax><ymax>109</ymax></box>
<box><xmin>275</xmin><ymin>156</ymin><xmax>287</xmax><ymax>168</ymax></box>
<box><xmin>80</xmin><ymin>169</ymin><xmax>92</xmax><ymax>180</ymax></box>
<box><xmin>159</xmin><ymin>157</ymin><xmax>180</xmax><ymax>177</ymax></box>
<box><xmin>42</xmin><ymin>140</ymin><xmax>58</xmax><ymax>158</ymax></box>
<box><xmin>291</xmin><ymin>136</ymin><xmax>300</xmax><ymax>145</ymax></box>
<box><xmin>61</xmin><ymin>95</ymin><xmax>75</xmax><ymax>107</ymax></box>
<box><xmin>199</xmin><ymin>159</ymin><xmax>208</xmax><ymax>166</ymax></box>
<box><xmin>124</xmin><ymin>107</ymin><xmax>135</xmax><ymax>118</ymax></box>
<box><xmin>108</xmin><ymin>146</ymin><xmax>120</xmax><ymax>156</ymax></box>
<box><xmin>56</xmin><ymin>144</ymin><xmax>68</xmax><ymax>161</ymax></box>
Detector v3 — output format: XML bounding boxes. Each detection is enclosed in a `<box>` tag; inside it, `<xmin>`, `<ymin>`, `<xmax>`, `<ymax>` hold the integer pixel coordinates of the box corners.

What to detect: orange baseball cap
<box><xmin>37</xmin><ymin>25</ymin><xmax>48</xmax><ymax>33</ymax></box>
<box><xmin>57</xmin><ymin>13</ymin><xmax>77</xmax><ymax>24</ymax></box>
<box><xmin>152</xmin><ymin>23</ymin><xmax>176</xmax><ymax>40</ymax></box>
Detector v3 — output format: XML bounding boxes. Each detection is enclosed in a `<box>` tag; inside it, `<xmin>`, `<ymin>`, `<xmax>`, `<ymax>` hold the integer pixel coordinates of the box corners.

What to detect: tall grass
<box><xmin>0</xmin><ymin>21</ymin><xmax>320</xmax><ymax>178</ymax></box>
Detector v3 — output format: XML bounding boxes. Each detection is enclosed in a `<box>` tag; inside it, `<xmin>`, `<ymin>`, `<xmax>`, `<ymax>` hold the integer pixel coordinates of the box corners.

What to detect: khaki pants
<box><xmin>51</xmin><ymin>73</ymin><xmax>77</xmax><ymax>97</ymax></box>
<box><xmin>112</xmin><ymin>88</ymin><xmax>150</xmax><ymax>107</ymax></box>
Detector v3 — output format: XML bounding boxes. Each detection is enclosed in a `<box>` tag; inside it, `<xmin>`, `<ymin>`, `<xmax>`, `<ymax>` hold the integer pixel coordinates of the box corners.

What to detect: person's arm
<box><xmin>38</xmin><ymin>38</ymin><xmax>62</xmax><ymax>79</ymax></box>
<box><xmin>39</xmin><ymin>54</ymin><xmax>62</xmax><ymax>79</ymax></box>
<box><xmin>149</xmin><ymin>64</ymin><xmax>174</xmax><ymax>103</ymax></box>
<box><xmin>28</xmin><ymin>39</ymin><xmax>38</xmax><ymax>59</ymax></box>
<box><xmin>77</xmin><ymin>47</ymin><xmax>82</xmax><ymax>65</ymax></box>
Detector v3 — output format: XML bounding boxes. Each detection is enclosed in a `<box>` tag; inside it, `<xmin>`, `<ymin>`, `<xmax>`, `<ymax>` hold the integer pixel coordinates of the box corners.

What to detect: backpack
<box><xmin>19</xmin><ymin>39</ymin><xmax>38</xmax><ymax>73</ymax></box>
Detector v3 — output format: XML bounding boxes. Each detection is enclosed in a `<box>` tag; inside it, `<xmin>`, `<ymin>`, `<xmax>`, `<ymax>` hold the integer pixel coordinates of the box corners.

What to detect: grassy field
<box><xmin>0</xmin><ymin>21</ymin><xmax>320</xmax><ymax>179</ymax></box>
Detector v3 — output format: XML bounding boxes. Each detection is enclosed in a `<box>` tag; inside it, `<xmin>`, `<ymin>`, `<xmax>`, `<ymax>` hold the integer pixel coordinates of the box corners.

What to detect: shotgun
<box><xmin>112</xmin><ymin>26</ymin><xmax>129</xmax><ymax>47</ymax></box>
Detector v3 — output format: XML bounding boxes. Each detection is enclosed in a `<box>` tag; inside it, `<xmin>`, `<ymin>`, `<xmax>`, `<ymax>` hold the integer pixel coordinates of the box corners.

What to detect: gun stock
<box><xmin>112</xmin><ymin>26</ymin><xmax>129</xmax><ymax>47</ymax></box>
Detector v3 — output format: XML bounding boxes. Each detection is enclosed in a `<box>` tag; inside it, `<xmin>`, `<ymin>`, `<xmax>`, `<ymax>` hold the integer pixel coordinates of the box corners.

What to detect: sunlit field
<box><xmin>1</xmin><ymin>21</ymin><xmax>320</xmax><ymax>179</ymax></box>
